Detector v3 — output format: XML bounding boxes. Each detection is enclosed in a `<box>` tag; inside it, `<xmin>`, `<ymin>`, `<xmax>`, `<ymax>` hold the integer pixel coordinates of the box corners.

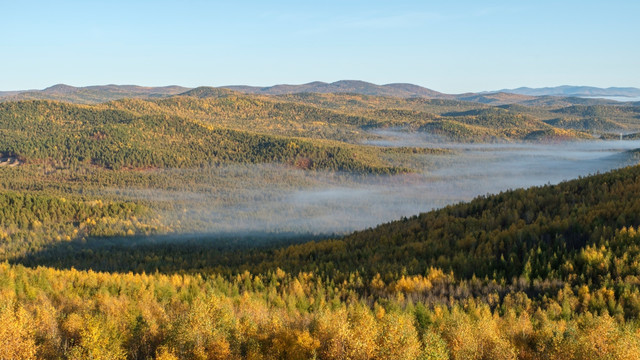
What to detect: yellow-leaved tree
<box><xmin>0</xmin><ymin>299</ymin><xmax>37</xmax><ymax>360</ymax></box>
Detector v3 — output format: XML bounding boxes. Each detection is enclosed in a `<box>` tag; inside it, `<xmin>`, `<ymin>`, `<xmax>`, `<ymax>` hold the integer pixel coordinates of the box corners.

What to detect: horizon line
<box><xmin>2</xmin><ymin>80</ymin><xmax>640</xmax><ymax>96</ymax></box>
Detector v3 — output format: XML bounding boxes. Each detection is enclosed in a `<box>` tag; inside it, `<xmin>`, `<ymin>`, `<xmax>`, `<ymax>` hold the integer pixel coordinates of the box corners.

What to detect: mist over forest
<box><xmin>102</xmin><ymin>131</ymin><xmax>640</xmax><ymax>236</ymax></box>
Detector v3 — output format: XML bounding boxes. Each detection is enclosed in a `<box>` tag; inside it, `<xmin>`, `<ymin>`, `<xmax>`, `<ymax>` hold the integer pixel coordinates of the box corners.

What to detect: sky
<box><xmin>2</xmin><ymin>0</ymin><xmax>639</xmax><ymax>93</ymax></box>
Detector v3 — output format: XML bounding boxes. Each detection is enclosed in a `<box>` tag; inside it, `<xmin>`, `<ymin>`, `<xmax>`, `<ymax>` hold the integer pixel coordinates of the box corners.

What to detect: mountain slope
<box><xmin>109</xmin><ymin>93</ymin><xmax>594</xmax><ymax>142</ymax></box>
<box><xmin>0</xmin><ymin>84</ymin><xmax>191</xmax><ymax>104</ymax></box>
<box><xmin>25</xmin><ymin>156</ymin><xmax>617</xmax><ymax>287</ymax></box>
<box><xmin>0</xmin><ymin>100</ymin><xmax>404</xmax><ymax>174</ymax></box>
<box><xmin>15</xmin><ymin>158</ymin><xmax>640</xmax><ymax>291</ymax></box>
<box><xmin>191</xmin><ymin>163</ymin><xmax>640</xmax><ymax>282</ymax></box>
<box><xmin>222</xmin><ymin>80</ymin><xmax>446</xmax><ymax>98</ymax></box>
<box><xmin>5</xmin><ymin>82</ymin><xmax>638</xmax><ymax>107</ymax></box>
<box><xmin>3</xmin><ymin>83</ymin><xmax>637</xmax><ymax>141</ymax></box>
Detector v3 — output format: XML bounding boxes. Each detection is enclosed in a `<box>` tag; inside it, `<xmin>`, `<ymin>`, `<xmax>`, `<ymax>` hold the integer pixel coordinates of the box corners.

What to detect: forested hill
<box><xmin>0</xmin><ymin>84</ymin><xmax>189</xmax><ymax>103</ymax></box>
<box><xmin>222</xmin><ymin>80</ymin><xmax>446</xmax><ymax>98</ymax></box>
<box><xmin>108</xmin><ymin>92</ymin><xmax>585</xmax><ymax>142</ymax></box>
<box><xmin>19</xmin><ymin>162</ymin><xmax>640</xmax><ymax>294</ymax></box>
<box><xmin>259</xmin><ymin>163</ymin><xmax>640</xmax><ymax>281</ymax></box>
<box><xmin>3</xmin><ymin>83</ymin><xmax>640</xmax><ymax>141</ymax></box>
<box><xmin>53</xmin><ymin>162</ymin><xmax>638</xmax><ymax>292</ymax></box>
<box><xmin>7</xmin><ymin>159</ymin><xmax>640</xmax><ymax>359</ymax></box>
<box><xmin>1</xmin><ymin>93</ymin><xmax>639</xmax><ymax>176</ymax></box>
<box><xmin>2</xmin><ymin>82</ymin><xmax>634</xmax><ymax>107</ymax></box>
<box><xmin>0</xmin><ymin>100</ymin><xmax>406</xmax><ymax>174</ymax></box>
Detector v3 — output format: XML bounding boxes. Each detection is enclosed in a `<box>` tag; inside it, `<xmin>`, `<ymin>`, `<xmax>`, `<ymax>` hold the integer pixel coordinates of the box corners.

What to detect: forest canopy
<box><xmin>1</xmin><ymin>90</ymin><xmax>640</xmax><ymax>359</ymax></box>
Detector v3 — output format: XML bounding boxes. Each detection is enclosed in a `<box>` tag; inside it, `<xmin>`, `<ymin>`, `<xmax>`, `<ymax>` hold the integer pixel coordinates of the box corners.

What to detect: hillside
<box><xmin>453</xmin><ymin>92</ymin><xmax>538</xmax><ymax>105</ymax></box>
<box><xmin>2</xmin><ymin>92</ymin><xmax>638</xmax><ymax>175</ymax></box>
<box><xmin>222</xmin><ymin>80</ymin><xmax>447</xmax><ymax>98</ymax></box>
<box><xmin>3</xmin><ymin>162</ymin><xmax>640</xmax><ymax>359</ymax></box>
<box><xmin>107</xmin><ymin>93</ymin><xmax>597</xmax><ymax>142</ymax></box>
<box><xmin>108</xmin><ymin>92</ymin><xmax>381</xmax><ymax>142</ymax></box>
<box><xmin>178</xmin><ymin>86</ymin><xmax>238</xmax><ymax>98</ymax></box>
<box><xmin>276</xmin><ymin>92</ymin><xmax>640</xmax><ymax>135</ymax></box>
<box><xmin>22</xmin><ymin>163</ymin><xmax>640</xmax><ymax>284</ymax></box>
<box><xmin>4</xmin><ymin>82</ymin><xmax>636</xmax><ymax>108</ymax></box>
<box><xmin>6</xmin><ymin>87</ymin><xmax>638</xmax><ymax>147</ymax></box>
<box><xmin>0</xmin><ymin>84</ymin><xmax>190</xmax><ymax>104</ymax></box>
<box><xmin>254</xmin><ymin>164</ymin><xmax>640</xmax><ymax>280</ymax></box>
<box><xmin>0</xmin><ymin>100</ymin><xmax>405</xmax><ymax>174</ymax></box>
<box><xmin>552</xmin><ymin>105</ymin><xmax>640</xmax><ymax>122</ymax></box>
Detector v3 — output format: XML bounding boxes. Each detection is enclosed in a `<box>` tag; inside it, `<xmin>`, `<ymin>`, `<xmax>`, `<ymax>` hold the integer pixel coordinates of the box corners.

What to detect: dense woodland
<box><xmin>1</xmin><ymin>90</ymin><xmax>640</xmax><ymax>359</ymax></box>
<box><xmin>4</xmin><ymin>165</ymin><xmax>640</xmax><ymax>359</ymax></box>
<box><xmin>0</xmin><ymin>100</ymin><xmax>419</xmax><ymax>174</ymax></box>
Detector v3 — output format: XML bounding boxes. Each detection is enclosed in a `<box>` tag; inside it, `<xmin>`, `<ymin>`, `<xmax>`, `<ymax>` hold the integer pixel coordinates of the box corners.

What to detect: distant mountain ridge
<box><xmin>493</xmin><ymin>85</ymin><xmax>640</xmax><ymax>98</ymax></box>
<box><xmin>1</xmin><ymin>81</ymin><xmax>638</xmax><ymax>106</ymax></box>
<box><xmin>41</xmin><ymin>83</ymin><xmax>190</xmax><ymax>95</ymax></box>
<box><xmin>0</xmin><ymin>84</ymin><xmax>190</xmax><ymax>103</ymax></box>
<box><xmin>222</xmin><ymin>80</ymin><xmax>446</xmax><ymax>98</ymax></box>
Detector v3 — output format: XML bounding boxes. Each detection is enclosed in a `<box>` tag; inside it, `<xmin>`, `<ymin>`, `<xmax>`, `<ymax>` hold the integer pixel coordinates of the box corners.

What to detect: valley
<box><xmin>5</xmin><ymin>0</ymin><xmax>639</xmax><ymax>357</ymax></box>
<box><xmin>1</xmin><ymin>84</ymin><xmax>640</xmax><ymax>359</ymax></box>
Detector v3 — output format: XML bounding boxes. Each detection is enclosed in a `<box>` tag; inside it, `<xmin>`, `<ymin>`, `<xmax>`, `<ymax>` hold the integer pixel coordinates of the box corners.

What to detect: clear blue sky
<box><xmin>2</xmin><ymin>0</ymin><xmax>638</xmax><ymax>93</ymax></box>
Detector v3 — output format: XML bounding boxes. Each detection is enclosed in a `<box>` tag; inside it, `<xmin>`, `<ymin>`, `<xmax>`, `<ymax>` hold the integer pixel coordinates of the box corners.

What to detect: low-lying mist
<box><xmin>103</xmin><ymin>131</ymin><xmax>640</xmax><ymax>237</ymax></box>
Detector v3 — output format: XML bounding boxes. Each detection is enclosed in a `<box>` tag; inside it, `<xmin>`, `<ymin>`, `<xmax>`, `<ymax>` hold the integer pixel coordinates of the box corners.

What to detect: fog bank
<box><xmin>104</xmin><ymin>133</ymin><xmax>640</xmax><ymax>236</ymax></box>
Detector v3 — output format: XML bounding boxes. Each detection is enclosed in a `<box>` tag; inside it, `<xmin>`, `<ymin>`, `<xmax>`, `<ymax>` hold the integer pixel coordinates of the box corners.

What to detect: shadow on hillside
<box><xmin>9</xmin><ymin>231</ymin><xmax>330</xmax><ymax>274</ymax></box>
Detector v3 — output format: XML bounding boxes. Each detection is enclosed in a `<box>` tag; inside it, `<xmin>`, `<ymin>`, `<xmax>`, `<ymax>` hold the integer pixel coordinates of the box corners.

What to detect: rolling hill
<box><xmin>4</xmin><ymin>86</ymin><xmax>639</xmax><ymax>155</ymax></box>
<box><xmin>222</xmin><ymin>80</ymin><xmax>446</xmax><ymax>98</ymax></box>
<box><xmin>0</xmin><ymin>100</ymin><xmax>406</xmax><ymax>174</ymax></box>
<box><xmin>5</xmin><ymin>82</ymin><xmax>637</xmax><ymax>108</ymax></box>
<box><xmin>0</xmin><ymin>84</ymin><xmax>190</xmax><ymax>104</ymax></box>
<box><xmin>108</xmin><ymin>91</ymin><xmax>598</xmax><ymax>142</ymax></box>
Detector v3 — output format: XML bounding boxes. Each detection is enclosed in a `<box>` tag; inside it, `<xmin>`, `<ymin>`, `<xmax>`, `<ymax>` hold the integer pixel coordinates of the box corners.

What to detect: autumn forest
<box><xmin>1</xmin><ymin>83</ymin><xmax>640</xmax><ymax>359</ymax></box>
